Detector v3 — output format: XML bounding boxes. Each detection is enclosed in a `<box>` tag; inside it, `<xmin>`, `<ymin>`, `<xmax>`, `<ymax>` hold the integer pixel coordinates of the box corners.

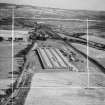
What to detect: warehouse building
<box><xmin>36</xmin><ymin>47</ymin><xmax>78</xmax><ymax>71</ymax></box>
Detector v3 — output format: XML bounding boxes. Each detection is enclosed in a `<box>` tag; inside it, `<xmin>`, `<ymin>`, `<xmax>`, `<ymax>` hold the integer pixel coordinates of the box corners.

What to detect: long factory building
<box><xmin>36</xmin><ymin>47</ymin><xmax>78</xmax><ymax>71</ymax></box>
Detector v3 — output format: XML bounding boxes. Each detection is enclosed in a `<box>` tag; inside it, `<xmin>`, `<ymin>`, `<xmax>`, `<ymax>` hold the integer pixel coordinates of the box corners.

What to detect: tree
<box><xmin>0</xmin><ymin>37</ymin><xmax>4</xmax><ymax>41</ymax></box>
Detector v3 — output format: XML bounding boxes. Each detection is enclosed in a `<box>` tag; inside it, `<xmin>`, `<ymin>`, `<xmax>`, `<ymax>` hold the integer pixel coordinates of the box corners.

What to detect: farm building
<box><xmin>0</xmin><ymin>30</ymin><xmax>29</xmax><ymax>42</ymax></box>
<box><xmin>36</xmin><ymin>47</ymin><xmax>78</xmax><ymax>71</ymax></box>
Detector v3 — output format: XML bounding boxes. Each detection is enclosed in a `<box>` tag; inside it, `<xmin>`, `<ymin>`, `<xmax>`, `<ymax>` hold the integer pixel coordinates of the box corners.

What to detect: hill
<box><xmin>0</xmin><ymin>3</ymin><xmax>105</xmax><ymax>38</ymax></box>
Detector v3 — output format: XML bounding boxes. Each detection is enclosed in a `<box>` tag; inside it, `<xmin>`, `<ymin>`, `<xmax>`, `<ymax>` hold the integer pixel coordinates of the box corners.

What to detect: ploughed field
<box><xmin>24</xmin><ymin>87</ymin><xmax>105</xmax><ymax>105</ymax></box>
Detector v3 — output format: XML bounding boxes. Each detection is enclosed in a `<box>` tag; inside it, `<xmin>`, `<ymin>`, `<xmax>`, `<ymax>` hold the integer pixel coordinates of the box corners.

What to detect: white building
<box><xmin>0</xmin><ymin>30</ymin><xmax>29</xmax><ymax>42</ymax></box>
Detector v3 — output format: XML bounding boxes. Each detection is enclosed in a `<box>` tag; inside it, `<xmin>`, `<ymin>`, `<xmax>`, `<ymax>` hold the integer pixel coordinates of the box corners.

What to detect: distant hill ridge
<box><xmin>0</xmin><ymin>3</ymin><xmax>105</xmax><ymax>33</ymax></box>
<box><xmin>0</xmin><ymin>3</ymin><xmax>105</xmax><ymax>20</ymax></box>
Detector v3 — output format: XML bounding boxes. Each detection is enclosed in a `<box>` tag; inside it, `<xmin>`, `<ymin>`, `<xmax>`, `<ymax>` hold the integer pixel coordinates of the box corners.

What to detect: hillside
<box><xmin>0</xmin><ymin>3</ymin><xmax>105</xmax><ymax>37</ymax></box>
<box><xmin>1</xmin><ymin>3</ymin><xmax>105</xmax><ymax>19</ymax></box>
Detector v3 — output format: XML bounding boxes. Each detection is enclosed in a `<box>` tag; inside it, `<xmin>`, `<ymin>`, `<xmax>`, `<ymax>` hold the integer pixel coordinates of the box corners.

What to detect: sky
<box><xmin>0</xmin><ymin>0</ymin><xmax>105</xmax><ymax>11</ymax></box>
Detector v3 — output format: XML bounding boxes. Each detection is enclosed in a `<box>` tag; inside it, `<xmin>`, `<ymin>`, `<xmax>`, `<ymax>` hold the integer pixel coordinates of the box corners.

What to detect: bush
<box><xmin>0</xmin><ymin>37</ymin><xmax>4</xmax><ymax>41</ymax></box>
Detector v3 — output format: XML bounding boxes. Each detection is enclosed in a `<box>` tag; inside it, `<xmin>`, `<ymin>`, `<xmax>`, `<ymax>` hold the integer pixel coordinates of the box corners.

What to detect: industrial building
<box><xmin>36</xmin><ymin>47</ymin><xmax>78</xmax><ymax>71</ymax></box>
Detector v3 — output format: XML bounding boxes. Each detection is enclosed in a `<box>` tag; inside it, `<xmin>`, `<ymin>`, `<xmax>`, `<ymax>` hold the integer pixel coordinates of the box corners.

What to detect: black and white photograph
<box><xmin>0</xmin><ymin>0</ymin><xmax>105</xmax><ymax>105</ymax></box>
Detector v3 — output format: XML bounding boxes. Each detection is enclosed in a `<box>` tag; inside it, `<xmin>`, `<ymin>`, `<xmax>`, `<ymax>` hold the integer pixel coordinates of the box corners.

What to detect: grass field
<box><xmin>0</xmin><ymin>42</ymin><xmax>12</xmax><ymax>95</ymax></box>
<box><xmin>0</xmin><ymin>42</ymin><xmax>12</xmax><ymax>79</ymax></box>
<box><xmin>71</xmin><ymin>43</ymin><xmax>105</xmax><ymax>72</ymax></box>
<box><xmin>81</xmin><ymin>35</ymin><xmax>105</xmax><ymax>44</ymax></box>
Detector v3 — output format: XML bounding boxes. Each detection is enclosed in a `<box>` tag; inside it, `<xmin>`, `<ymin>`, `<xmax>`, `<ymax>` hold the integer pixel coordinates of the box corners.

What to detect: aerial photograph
<box><xmin>0</xmin><ymin>0</ymin><xmax>105</xmax><ymax>105</ymax></box>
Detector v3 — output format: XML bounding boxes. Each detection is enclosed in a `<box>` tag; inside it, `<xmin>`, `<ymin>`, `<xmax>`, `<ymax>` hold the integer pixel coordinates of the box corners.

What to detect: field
<box><xmin>71</xmin><ymin>43</ymin><xmax>105</xmax><ymax>67</ymax></box>
<box><xmin>0</xmin><ymin>30</ymin><xmax>28</xmax><ymax>96</ymax></box>
<box><xmin>81</xmin><ymin>35</ymin><xmax>105</xmax><ymax>44</ymax></box>
<box><xmin>0</xmin><ymin>42</ymin><xmax>13</xmax><ymax>95</ymax></box>
<box><xmin>0</xmin><ymin>42</ymin><xmax>12</xmax><ymax>79</ymax></box>
<box><xmin>14</xmin><ymin>42</ymin><xmax>28</xmax><ymax>72</ymax></box>
<box><xmin>24</xmin><ymin>87</ymin><xmax>105</xmax><ymax>105</ymax></box>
